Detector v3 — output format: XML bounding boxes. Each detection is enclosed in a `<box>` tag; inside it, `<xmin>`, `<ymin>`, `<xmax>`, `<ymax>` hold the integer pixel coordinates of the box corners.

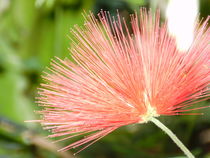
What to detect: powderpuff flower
<box><xmin>33</xmin><ymin>9</ymin><xmax>209</xmax><ymax>157</ymax></box>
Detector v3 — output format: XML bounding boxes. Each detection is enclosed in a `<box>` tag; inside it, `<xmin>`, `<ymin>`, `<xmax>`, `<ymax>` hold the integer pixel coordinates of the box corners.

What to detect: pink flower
<box><xmin>35</xmin><ymin>9</ymin><xmax>209</xmax><ymax>153</ymax></box>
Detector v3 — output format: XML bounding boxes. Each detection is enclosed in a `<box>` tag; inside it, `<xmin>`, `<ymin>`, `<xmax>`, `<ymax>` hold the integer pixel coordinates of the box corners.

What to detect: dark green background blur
<box><xmin>0</xmin><ymin>0</ymin><xmax>209</xmax><ymax>158</ymax></box>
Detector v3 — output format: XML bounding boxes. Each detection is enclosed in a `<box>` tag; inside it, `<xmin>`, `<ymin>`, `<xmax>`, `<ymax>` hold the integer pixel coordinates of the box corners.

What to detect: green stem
<box><xmin>150</xmin><ymin>117</ymin><xmax>195</xmax><ymax>158</ymax></box>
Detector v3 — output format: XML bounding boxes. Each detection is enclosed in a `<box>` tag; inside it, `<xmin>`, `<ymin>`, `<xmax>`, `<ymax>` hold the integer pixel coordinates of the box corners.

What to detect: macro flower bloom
<box><xmin>34</xmin><ymin>9</ymin><xmax>209</xmax><ymax>157</ymax></box>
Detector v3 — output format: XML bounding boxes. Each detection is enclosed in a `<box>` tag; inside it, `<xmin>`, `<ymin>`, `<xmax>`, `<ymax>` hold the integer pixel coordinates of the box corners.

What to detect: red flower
<box><xmin>35</xmin><ymin>9</ymin><xmax>209</xmax><ymax>153</ymax></box>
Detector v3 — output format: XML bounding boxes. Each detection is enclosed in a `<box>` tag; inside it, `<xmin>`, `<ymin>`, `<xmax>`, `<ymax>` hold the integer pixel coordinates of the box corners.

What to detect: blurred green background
<box><xmin>0</xmin><ymin>0</ymin><xmax>209</xmax><ymax>157</ymax></box>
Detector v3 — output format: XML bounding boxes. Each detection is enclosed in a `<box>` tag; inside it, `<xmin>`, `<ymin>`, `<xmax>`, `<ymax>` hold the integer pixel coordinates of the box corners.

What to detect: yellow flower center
<box><xmin>140</xmin><ymin>92</ymin><xmax>159</xmax><ymax>123</ymax></box>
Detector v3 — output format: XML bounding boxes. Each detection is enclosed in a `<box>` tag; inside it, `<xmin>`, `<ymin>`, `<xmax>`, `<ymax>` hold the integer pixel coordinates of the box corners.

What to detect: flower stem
<box><xmin>150</xmin><ymin>117</ymin><xmax>195</xmax><ymax>158</ymax></box>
